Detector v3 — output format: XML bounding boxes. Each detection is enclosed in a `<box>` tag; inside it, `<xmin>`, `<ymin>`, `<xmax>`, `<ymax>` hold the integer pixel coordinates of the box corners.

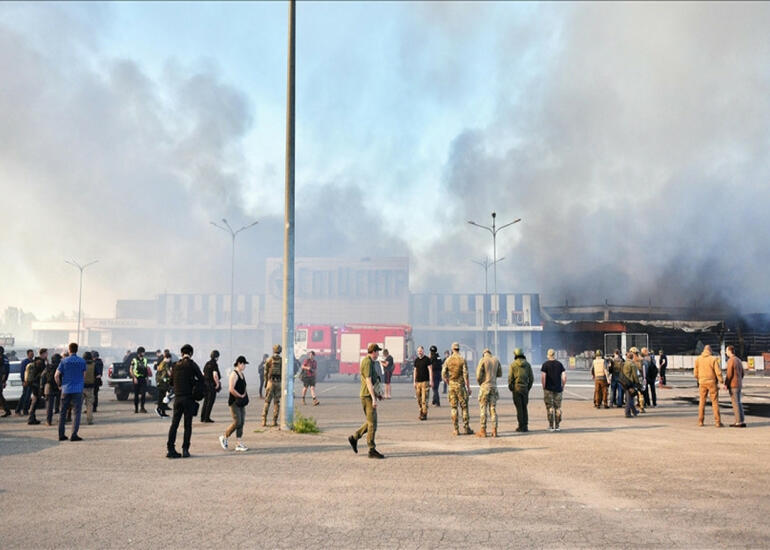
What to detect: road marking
<box><xmin>318</xmin><ymin>385</ymin><xmax>339</xmax><ymax>394</ymax></box>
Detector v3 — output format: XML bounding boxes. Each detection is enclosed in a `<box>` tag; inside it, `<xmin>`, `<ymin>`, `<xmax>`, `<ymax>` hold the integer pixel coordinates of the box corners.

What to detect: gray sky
<box><xmin>2</xmin><ymin>2</ymin><xmax>769</xmax><ymax>319</ymax></box>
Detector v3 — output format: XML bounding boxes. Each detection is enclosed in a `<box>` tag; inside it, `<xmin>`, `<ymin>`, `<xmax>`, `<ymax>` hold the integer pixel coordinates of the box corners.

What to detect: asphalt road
<box><xmin>1</xmin><ymin>371</ymin><xmax>769</xmax><ymax>549</ymax></box>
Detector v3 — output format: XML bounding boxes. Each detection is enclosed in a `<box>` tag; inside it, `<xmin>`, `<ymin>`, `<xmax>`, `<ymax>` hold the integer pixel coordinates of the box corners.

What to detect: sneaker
<box><xmin>368</xmin><ymin>448</ymin><xmax>385</xmax><ymax>459</ymax></box>
<box><xmin>70</xmin><ymin>434</ymin><xmax>83</xmax><ymax>441</ymax></box>
<box><xmin>235</xmin><ymin>443</ymin><xmax>248</xmax><ymax>452</ymax></box>
<box><xmin>554</xmin><ymin>426</ymin><xmax>561</xmax><ymax>432</ymax></box>
<box><xmin>219</xmin><ymin>435</ymin><xmax>228</xmax><ymax>450</ymax></box>
<box><xmin>348</xmin><ymin>435</ymin><xmax>358</xmax><ymax>454</ymax></box>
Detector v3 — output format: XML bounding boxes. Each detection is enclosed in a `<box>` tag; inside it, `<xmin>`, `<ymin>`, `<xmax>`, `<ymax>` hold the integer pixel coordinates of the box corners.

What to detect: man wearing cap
<box><xmin>441</xmin><ymin>342</ymin><xmax>473</xmax><ymax>436</ymax></box>
<box><xmin>591</xmin><ymin>350</ymin><xmax>610</xmax><ymax>409</ymax></box>
<box><xmin>508</xmin><ymin>348</ymin><xmax>533</xmax><ymax>432</ymax></box>
<box><xmin>541</xmin><ymin>349</ymin><xmax>566</xmax><ymax>432</ymax></box>
<box><xmin>348</xmin><ymin>343</ymin><xmax>384</xmax><ymax>459</ymax></box>
<box><xmin>476</xmin><ymin>348</ymin><xmax>502</xmax><ymax>437</ymax></box>
<box><xmin>131</xmin><ymin>346</ymin><xmax>149</xmax><ymax>414</ymax></box>
<box><xmin>694</xmin><ymin>345</ymin><xmax>724</xmax><ymax>427</ymax></box>
<box><xmin>413</xmin><ymin>346</ymin><xmax>432</xmax><ymax>420</ymax></box>
<box><xmin>262</xmin><ymin>344</ymin><xmax>283</xmax><ymax>427</ymax></box>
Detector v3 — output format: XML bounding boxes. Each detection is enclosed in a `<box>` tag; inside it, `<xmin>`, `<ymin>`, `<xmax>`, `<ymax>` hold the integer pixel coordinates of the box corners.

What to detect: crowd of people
<box><xmin>0</xmin><ymin>338</ymin><xmax>748</xmax><ymax>461</ymax></box>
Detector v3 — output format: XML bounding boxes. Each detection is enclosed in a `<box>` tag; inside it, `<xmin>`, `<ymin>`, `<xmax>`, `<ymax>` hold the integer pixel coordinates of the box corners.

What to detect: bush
<box><xmin>293</xmin><ymin>412</ymin><xmax>320</xmax><ymax>433</ymax></box>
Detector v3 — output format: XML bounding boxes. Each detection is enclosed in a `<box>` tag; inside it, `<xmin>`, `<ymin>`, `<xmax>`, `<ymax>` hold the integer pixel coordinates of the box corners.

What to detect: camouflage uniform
<box><xmin>262</xmin><ymin>348</ymin><xmax>282</xmax><ymax>427</ymax></box>
<box><xmin>476</xmin><ymin>352</ymin><xmax>502</xmax><ymax>436</ymax></box>
<box><xmin>441</xmin><ymin>348</ymin><xmax>473</xmax><ymax>435</ymax></box>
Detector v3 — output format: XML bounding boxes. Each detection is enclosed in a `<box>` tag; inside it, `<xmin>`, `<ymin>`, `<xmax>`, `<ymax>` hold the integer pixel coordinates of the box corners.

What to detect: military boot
<box><xmin>491</xmin><ymin>428</ymin><xmax>498</xmax><ymax>438</ymax></box>
<box><xmin>28</xmin><ymin>412</ymin><xmax>40</xmax><ymax>425</ymax></box>
<box><xmin>463</xmin><ymin>426</ymin><xmax>474</xmax><ymax>435</ymax></box>
<box><xmin>452</xmin><ymin>426</ymin><xmax>459</xmax><ymax>436</ymax></box>
<box><xmin>476</xmin><ymin>428</ymin><xmax>486</xmax><ymax>438</ymax></box>
<box><xmin>261</xmin><ymin>417</ymin><xmax>267</xmax><ymax>427</ymax></box>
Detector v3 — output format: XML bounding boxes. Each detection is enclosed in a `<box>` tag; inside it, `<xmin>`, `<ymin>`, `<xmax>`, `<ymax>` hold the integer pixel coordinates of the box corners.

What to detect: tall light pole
<box><xmin>471</xmin><ymin>256</ymin><xmax>504</xmax><ymax>349</ymax></box>
<box><xmin>281</xmin><ymin>0</ymin><xmax>297</xmax><ymax>431</ymax></box>
<box><xmin>211</xmin><ymin>219</ymin><xmax>258</xmax><ymax>366</ymax></box>
<box><xmin>468</xmin><ymin>212</ymin><xmax>521</xmax><ymax>355</ymax></box>
<box><xmin>64</xmin><ymin>259</ymin><xmax>98</xmax><ymax>345</ymax></box>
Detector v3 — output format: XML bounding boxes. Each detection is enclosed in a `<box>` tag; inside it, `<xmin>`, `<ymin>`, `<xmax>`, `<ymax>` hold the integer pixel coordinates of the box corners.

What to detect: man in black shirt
<box><xmin>166</xmin><ymin>344</ymin><xmax>203</xmax><ymax>458</ymax></box>
<box><xmin>201</xmin><ymin>350</ymin><xmax>221</xmax><ymax>423</ymax></box>
<box><xmin>429</xmin><ymin>346</ymin><xmax>443</xmax><ymax>407</ymax></box>
<box><xmin>540</xmin><ymin>349</ymin><xmax>566</xmax><ymax>432</ymax></box>
<box><xmin>413</xmin><ymin>346</ymin><xmax>432</xmax><ymax>420</ymax></box>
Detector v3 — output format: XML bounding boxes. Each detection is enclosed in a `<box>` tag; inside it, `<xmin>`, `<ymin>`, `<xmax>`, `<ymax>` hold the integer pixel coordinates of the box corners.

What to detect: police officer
<box><xmin>262</xmin><ymin>345</ymin><xmax>282</xmax><ymax>427</ymax></box>
<box><xmin>201</xmin><ymin>350</ymin><xmax>222</xmax><ymax>422</ymax></box>
<box><xmin>476</xmin><ymin>348</ymin><xmax>502</xmax><ymax>437</ymax></box>
<box><xmin>131</xmin><ymin>346</ymin><xmax>149</xmax><ymax>413</ymax></box>
<box><xmin>166</xmin><ymin>344</ymin><xmax>203</xmax><ymax>458</ymax></box>
<box><xmin>26</xmin><ymin>348</ymin><xmax>48</xmax><ymax>425</ymax></box>
<box><xmin>508</xmin><ymin>348</ymin><xmax>534</xmax><ymax>432</ymax></box>
<box><xmin>441</xmin><ymin>342</ymin><xmax>473</xmax><ymax>436</ymax></box>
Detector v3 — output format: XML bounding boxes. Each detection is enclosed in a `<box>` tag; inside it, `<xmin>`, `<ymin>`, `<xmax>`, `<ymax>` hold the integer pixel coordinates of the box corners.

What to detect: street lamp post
<box><xmin>471</xmin><ymin>256</ymin><xmax>504</xmax><ymax>349</ymax></box>
<box><xmin>211</xmin><ymin>219</ymin><xmax>258</xmax><ymax>366</ymax></box>
<box><xmin>468</xmin><ymin>212</ymin><xmax>521</xmax><ymax>355</ymax></box>
<box><xmin>64</xmin><ymin>259</ymin><xmax>98</xmax><ymax>345</ymax></box>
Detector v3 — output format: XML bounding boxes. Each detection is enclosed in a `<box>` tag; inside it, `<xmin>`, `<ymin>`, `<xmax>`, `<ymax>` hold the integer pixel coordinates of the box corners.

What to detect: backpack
<box><xmin>84</xmin><ymin>361</ymin><xmax>96</xmax><ymax>385</ymax></box>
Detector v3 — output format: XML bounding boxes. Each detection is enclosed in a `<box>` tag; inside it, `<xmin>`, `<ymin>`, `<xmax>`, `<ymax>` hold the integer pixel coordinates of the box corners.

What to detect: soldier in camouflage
<box><xmin>441</xmin><ymin>342</ymin><xmax>474</xmax><ymax>436</ymax></box>
<box><xmin>476</xmin><ymin>348</ymin><xmax>502</xmax><ymax>437</ymax></box>
<box><xmin>508</xmin><ymin>348</ymin><xmax>534</xmax><ymax>432</ymax></box>
<box><xmin>262</xmin><ymin>344</ymin><xmax>282</xmax><ymax>427</ymax></box>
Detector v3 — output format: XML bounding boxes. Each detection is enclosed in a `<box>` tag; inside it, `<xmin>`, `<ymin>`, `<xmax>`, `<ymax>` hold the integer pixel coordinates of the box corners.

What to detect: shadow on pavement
<box><xmin>386</xmin><ymin>446</ymin><xmax>542</xmax><ymax>459</ymax></box>
<box><xmin>0</xmin><ymin>433</ymin><xmax>59</xmax><ymax>457</ymax></box>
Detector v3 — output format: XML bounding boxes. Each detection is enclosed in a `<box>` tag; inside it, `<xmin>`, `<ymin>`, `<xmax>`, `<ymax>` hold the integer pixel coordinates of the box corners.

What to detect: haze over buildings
<box><xmin>2</xmin><ymin>2</ymin><xmax>770</xmax><ymax>323</ymax></box>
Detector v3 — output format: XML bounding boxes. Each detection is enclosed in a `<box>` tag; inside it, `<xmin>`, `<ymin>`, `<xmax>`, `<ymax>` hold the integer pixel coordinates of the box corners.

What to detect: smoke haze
<box><xmin>1</xmin><ymin>2</ymin><xmax>769</xmax><ymax>319</ymax></box>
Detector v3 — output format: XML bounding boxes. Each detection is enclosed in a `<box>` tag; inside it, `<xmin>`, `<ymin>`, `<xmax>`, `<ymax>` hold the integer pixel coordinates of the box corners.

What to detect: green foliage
<box><xmin>293</xmin><ymin>412</ymin><xmax>320</xmax><ymax>434</ymax></box>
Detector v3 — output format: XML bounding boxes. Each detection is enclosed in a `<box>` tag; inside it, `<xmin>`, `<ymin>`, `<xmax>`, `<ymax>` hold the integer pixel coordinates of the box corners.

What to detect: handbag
<box><xmin>236</xmin><ymin>393</ymin><xmax>249</xmax><ymax>408</ymax></box>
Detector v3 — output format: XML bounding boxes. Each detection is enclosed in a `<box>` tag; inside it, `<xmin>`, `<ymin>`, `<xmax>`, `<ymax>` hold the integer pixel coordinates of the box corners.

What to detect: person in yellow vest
<box><xmin>591</xmin><ymin>350</ymin><xmax>610</xmax><ymax>409</ymax></box>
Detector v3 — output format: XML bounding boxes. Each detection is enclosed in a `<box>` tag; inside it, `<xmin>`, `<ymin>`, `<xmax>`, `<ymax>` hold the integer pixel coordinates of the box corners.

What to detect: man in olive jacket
<box><xmin>508</xmin><ymin>348</ymin><xmax>533</xmax><ymax>432</ymax></box>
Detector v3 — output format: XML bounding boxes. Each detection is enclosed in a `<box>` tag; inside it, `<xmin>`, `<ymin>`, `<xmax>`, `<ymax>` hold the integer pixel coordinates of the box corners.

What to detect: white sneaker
<box><xmin>219</xmin><ymin>435</ymin><xmax>228</xmax><ymax>450</ymax></box>
<box><xmin>235</xmin><ymin>443</ymin><xmax>248</xmax><ymax>452</ymax></box>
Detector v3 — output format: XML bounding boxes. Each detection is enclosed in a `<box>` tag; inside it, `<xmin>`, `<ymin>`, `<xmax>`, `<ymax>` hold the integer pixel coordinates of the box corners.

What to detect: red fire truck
<box><xmin>294</xmin><ymin>324</ymin><xmax>414</xmax><ymax>379</ymax></box>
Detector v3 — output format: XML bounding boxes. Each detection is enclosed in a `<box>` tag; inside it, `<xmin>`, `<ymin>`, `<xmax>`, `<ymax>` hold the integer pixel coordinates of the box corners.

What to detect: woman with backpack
<box><xmin>219</xmin><ymin>356</ymin><xmax>249</xmax><ymax>452</ymax></box>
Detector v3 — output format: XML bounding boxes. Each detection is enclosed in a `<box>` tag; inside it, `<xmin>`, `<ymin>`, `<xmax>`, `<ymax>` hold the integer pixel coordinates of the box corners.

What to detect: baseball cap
<box><xmin>367</xmin><ymin>343</ymin><xmax>382</xmax><ymax>353</ymax></box>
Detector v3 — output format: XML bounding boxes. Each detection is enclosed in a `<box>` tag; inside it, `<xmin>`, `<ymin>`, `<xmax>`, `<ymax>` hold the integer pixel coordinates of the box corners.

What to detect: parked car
<box><xmin>3</xmin><ymin>360</ymin><xmax>23</xmax><ymax>403</ymax></box>
<box><xmin>107</xmin><ymin>351</ymin><xmax>170</xmax><ymax>401</ymax></box>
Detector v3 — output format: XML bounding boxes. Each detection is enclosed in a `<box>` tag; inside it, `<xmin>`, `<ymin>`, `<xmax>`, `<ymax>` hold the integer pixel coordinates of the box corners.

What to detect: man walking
<box><xmin>441</xmin><ymin>342</ymin><xmax>473</xmax><ymax>436</ymax></box>
<box><xmin>348</xmin><ymin>343</ymin><xmax>384</xmax><ymax>459</ymax></box>
<box><xmin>476</xmin><ymin>348</ymin><xmax>502</xmax><ymax>437</ymax></box>
<box><xmin>591</xmin><ymin>350</ymin><xmax>610</xmax><ymax>409</ymax></box>
<box><xmin>725</xmin><ymin>346</ymin><xmax>746</xmax><ymax>428</ymax></box>
<box><xmin>610</xmin><ymin>349</ymin><xmax>624</xmax><ymax>408</ymax></box>
<box><xmin>131</xmin><ymin>346</ymin><xmax>149</xmax><ymax>413</ymax></box>
<box><xmin>26</xmin><ymin>348</ymin><xmax>47</xmax><ymax>425</ymax></box>
<box><xmin>694</xmin><ymin>345</ymin><xmax>724</xmax><ymax>427</ymax></box>
<box><xmin>92</xmin><ymin>351</ymin><xmax>103</xmax><ymax>412</ymax></box>
<box><xmin>166</xmin><ymin>344</ymin><xmax>203</xmax><ymax>458</ymax></box>
<box><xmin>300</xmin><ymin>351</ymin><xmax>320</xmax><ymax>406</ymax></box>
<box><xmin>262</xmin><ymin>345</ymin><xmax>282</xmax><ymax>427</ymax></box>
<box><xmin>413</xmin><ymin>346</ymin><xmax>432</xmax><ymax>420</ymax></box>
<box><xmin>55</xmin><ymin>343</ymin><xmax>86</xmax><ymax>441</ymax></box>
<box><xmin>508</xmin><ymin>348</ymin><xmax>533</xmax><ymax>432</ymax></box>
<box><xmin>645</xmin><ymin>348</ymin><xmax>658</xmax><ymax>407</ymax></box>
<box><xmin>201</xmin><ymin>350</ymin><xmax>221</xmax><ymax>423</ymax></box>
<box><xmin>0</xmin><ymin>346</ymin><xmax>10</xmax><ymax>417</ymax></box>
<box><xmin>429</xmin><ymin>346</ymin><xmax>443</xmax><ymax>407</ymax></box>
<box><xmin>541</xmin><ymin>349</ymin><xmax>566</xmax><ymax>432</ymax></box>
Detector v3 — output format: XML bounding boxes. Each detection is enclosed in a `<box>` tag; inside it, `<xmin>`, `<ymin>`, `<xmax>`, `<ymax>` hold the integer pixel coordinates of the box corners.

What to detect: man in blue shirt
<box><xmin>55</xmin><ymin>342</ymin><xmax>87</xmax><ymax>441</ymax></box>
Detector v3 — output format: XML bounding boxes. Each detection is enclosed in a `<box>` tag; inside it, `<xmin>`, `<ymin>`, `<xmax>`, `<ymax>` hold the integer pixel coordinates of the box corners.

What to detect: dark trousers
<box><xmin>167</xmin><ymin>396</ymin><xmax>195</xmax><ymax>451</ymax></box>
<box><xmin>258</xmin><ymin>373</ymin><xmax>264</xmax><ymax>397</ymax></box>
<box><xmin>59</xmin><ymin>392</ymin><xmax>82</xmax><ymax>438</ymax></box>
<box><xmin>431</xmin><ymin>375</ymin><xmax>441</xmax><ymax>405</ymax></box>
<box><xmin>93</xmin><ymin>385</ymin><xmax>99</xmax><ymax>411</ymax></box>
<box><xmin>15</xmin><ymin>385</ymin><xmax>31</xmax><ymax>414</ymax></box>
<box><xmin>512</xmin><ymin>388</ymin><xmax>529</xmax><ymax>429</ymax></box>
<box><xmin>0</xmin><ymin>386</ymin><xmax>6</xmax><ymax>412</ymax></box>
<box><xmin>46</xmin><ymin>390</ymin><xmax>61</xmax><ymax>424</ymax></box>
<box><xmin>647</xmin><ymin>381</ymin><xmax>657</xmax><ymax>406</ymax></box>
<box><xmin>134</xmin><ymin>378</ymin><xmax>147</xmax><ymax>411</ymax></box>
<box><xmin>201</xmin><ymin>386</ymin><xmax>216</xmax><ymax>421</ymax></box>
<box><xmin>660</xmin><ymin>367</ymin><xmax>667</xmax><ymax>385</ymax></box>
<box><xmin>157</xmin><ymin>385</ymin><xmax>169</xmax><ymax>409</ymax></box>
<box><xmin>625</xmin><ymin>389</ymin><xmax>638</xmax><ymax>416</ymax></box>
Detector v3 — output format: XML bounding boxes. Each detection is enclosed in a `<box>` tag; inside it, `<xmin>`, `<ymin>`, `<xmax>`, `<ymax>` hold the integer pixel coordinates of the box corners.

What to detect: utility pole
<box><xmin>64</xmin><ymin>259</ymin><xmax>98</xmax><ymax>345</ymax></box>
<box><xmin>211</xmin><ymin>219</ymin><xmax>258</xmax><ymax>366</ymax></box>
<box><xmin>468</xmin><ymin>212</ymin><xmax>521</xmax><ymax>355</ymax></box>
<box><xmin>472</xmin><ymin>256</ymin><xmax>504</xmax><ymax>349</ymax></box>
<box><xmin>281</xmin><ymin>0</ymin><xmax>296</xmax><ymax>431</ymax></box>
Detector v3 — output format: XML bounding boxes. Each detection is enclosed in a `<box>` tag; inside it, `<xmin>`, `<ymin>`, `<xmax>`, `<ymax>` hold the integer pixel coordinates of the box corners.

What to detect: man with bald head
<box><xmin>694</xmin><ymin>345</ymin><xmax>724</xmax><ymax>427</ymax></box>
